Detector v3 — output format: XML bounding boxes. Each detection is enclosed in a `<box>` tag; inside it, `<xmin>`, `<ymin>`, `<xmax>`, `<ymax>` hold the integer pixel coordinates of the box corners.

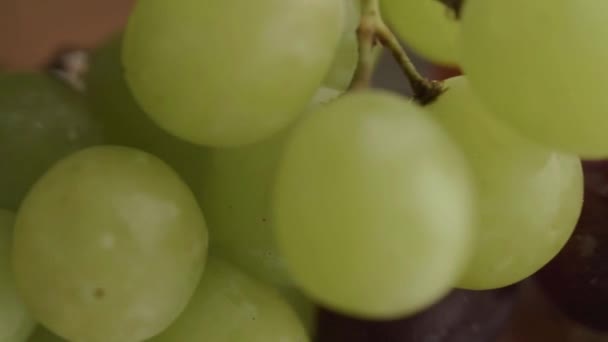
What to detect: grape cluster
<box><xmin>1</xmin><ymin>0</ymin><xmax>607</xmax><ymax>341</ymax></box>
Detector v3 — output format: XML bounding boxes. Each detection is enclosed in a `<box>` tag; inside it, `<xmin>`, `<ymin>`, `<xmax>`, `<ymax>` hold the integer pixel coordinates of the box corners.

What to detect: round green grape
<box><xmin>427</xmin><ymin>76</ymin><xmax>583</xmax><ymax>289</ymax></box>
<box><xmin>0</xmin><ymin>72</ymin><xmax>102</xmax><ymax>210</ymax></box>
<box><xmin>382</xmin><ymin>0</ymin><xmax>459</xmax><ymax>65</ymax></box>
<box><xmin>461</xmin><ymin>0</ymin><xmax>608</xmax><ymax>157</ymax></box>
<box><xmin>198</xmin><ymin>86</ymin><xmax>340</xmax><ymax>333</ymax></box>
<box><xmin>322</xmin><ymin>0</ymin><xmax>359</xmax><ymax>90</ymax></box>
<box><xmin>148</xmin><ymin>258</ymin><xmax>308</xmax><ymax>342</ymax></box>
<box><xmin>0</xmin><ymin>210</ymin><xmax>36</xmax><ymax>342</ymax></box>
<box><xmin>274</xmin><ymin>90</ymin><xmax>475</xmax><ymax>318</ymax></box>
<box><xmin>123</xmin><ymin>0</ymin><xmax>344</xmax><ymax>147</ymax></box>
<box><xmin>202</xmin><ymin>130</ymin><xmax>292</xmax><ymax>288</ymax></box>
<box><xmin>13</xmin><ymin>146</ymin><xmax>208</xmax><ymax>342</ymax></box>
<box><xmin>86</xmin><ymin>35</ymin><xmax>208</xmax><ymax>195</ymax></box>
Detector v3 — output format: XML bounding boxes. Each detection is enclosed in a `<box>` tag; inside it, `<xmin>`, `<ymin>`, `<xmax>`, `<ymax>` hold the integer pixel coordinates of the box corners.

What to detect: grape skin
<box><xmin>148</xmin><ymin>258</ymin><xmax>309</xmax><ymax>342</ymax></box>
<box><xmin>198</xmin><ymin>86</ymin><xmax>342</xmax><ymax>333</ymax></box>
<box><xmin>461</xmin><ymin>0</ymin><xmax>608</xmax><ymax>157</ymax></box>
<box><xmin>382</xmin><ymin>0</ymin><xmax>459</xmax><ymax>65</ymax></box>
<box><xmin>0</xmin><ymin>73</ymin><xmax>103</xmax><ymax>210</ymax></box>
<box><xmin>12</xmin><ymin>146</ymin><xmax>208</xmax><ymax>342</ymax></box>
<box><xmin>0</xmin><ymin>210</ymin><xmax>36</xmax><ymax>342</ymax></box>
<box><xmin>86</xmin><ymin>35</ymin><xmax>208</xmax><ymax>198</ymax></box>
<box><xmin>123</xmin><ymin>0</ymin><xmax>344</xmax><ymax>147</ymax></box>
<box><xmin>274</xmin><ymin>90</ymin><xmax>475</xmax><ymax>318</ymax></box>
<box><xmin>427</xmin><ymin>76</ymin><xmax>583</xmax><ymax>289</ymax></box>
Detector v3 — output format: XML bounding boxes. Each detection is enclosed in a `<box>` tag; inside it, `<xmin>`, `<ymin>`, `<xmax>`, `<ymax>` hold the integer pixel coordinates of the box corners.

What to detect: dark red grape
<box><xmin>315</xmin><ymin>286</ymin><xmax>518</xmax><ymax>342</ymax></box>
<box><xmin>536</xmin><ymin>160</ymin><xmax>608</xmax><ymax>332</ymax></box>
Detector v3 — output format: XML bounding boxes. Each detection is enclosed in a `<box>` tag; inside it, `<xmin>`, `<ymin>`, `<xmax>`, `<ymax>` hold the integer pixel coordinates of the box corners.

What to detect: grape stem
<box><xmin>348</xmin><ymin>0</ymin><xmax>444</xmax><ymax>105</ymax></box>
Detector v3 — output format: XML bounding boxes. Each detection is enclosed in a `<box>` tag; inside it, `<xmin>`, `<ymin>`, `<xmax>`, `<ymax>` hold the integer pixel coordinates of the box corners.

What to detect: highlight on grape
<box><xmin>3</xmin><ymin>0</ymin><xmax>608</xmax><ymax>340</ymax></box>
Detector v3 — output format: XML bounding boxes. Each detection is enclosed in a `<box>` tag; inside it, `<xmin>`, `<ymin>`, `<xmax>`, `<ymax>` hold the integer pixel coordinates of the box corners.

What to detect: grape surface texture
<box><xmin>274</xmin><ymin>90</ymin><xmax>475</xmax><ymax>318</ymax></box>
<box><xmin>12</xmin><ymin>146</ymin><xmax>208</xmax><ymax>342</ymax></box>
<box><xmin>123</xmin><ymin>0</ymin><xmax>344</xmax><ymax>146</ymax></box>
<box><xmin>427</xmin><ymin>76</ymin><xmax>583</xmax><ymax>289</ymax></box>
<box><xmin>148</xmin><ymin>258</ymin><xmax>308</xmax><ymax>342</ymax></box>
<box><xmin>461</xmin><ymin>0</ymin><xmax>608</xmax><ymax>157</ymax></box>
<box><xmin>86</xmin><ymin>35</ymin><xmax>208</xmax><ymax>195</ymax></box>
<box><xmin>198</xmin><ymin>87</ymin><xmax>342</xmax><ymax>332</ymax></box>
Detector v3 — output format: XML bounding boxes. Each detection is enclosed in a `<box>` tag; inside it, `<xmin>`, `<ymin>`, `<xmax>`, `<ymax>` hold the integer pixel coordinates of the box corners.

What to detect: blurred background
<box><xmin>0</xmin><ymin>1</ymin><xmax>606</xmax><ymax>341</ymax></box>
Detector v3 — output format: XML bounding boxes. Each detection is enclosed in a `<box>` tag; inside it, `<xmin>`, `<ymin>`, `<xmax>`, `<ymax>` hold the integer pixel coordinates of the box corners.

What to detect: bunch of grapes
<box><xmin>2</xmin><ymin>0</ymin><xmax>608</xmax><ymax>341</ymax></box>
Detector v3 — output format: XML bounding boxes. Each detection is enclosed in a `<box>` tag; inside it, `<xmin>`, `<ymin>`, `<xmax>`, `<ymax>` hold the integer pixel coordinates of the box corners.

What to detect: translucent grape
<box><xmin>461</xmin><ymin>0</ymin><xmax>608</xmax><ymax>157</ymax></box>
<box><xmin>201</xmin><ymin>131</ymin><xmax>292</xmax><ymax>288</ymax></box>
<box><xmin>274</xmin><ymin>91</ymin><xmax>475</xmax><ymax>318</ymax></box>
<box><xmin>86</xmin><ymin>35</ymin><xmax>207</xmax><ymax>194</ymax></box>
<box><xmin>0</xmin><ymin>210</ymin><xmax>36</xmax><ymax>342</ymax></box>
<box><xmin>198</xmin><ymin>87</ymin><xmax>340</xmax><ymax>332</ymax></box>
<box><xmin>427</xmin><ymin>77</ymin><xmax>583</xmax><ymax>289</ymax></box>
<box><xmin>382</xmin><ymin>0</ymin><xmax>459</xmax><ymax>65</ymax></box>
<box><xmin>0</xmin><ymin>72</ymin><xmax>102</xmax><ymax>210</ymax></box>
<box><xmin>13</xmin><ymin>146</ymin><xmax>208</xmax><ymax>342</ymax></box>
<box><xmin>123</xmin><ymin>0</ymin><xmax>344</xmax><ymax>147</ymax></box>
<box><xmin>148</xmin><ymin>258</ymin><xmax>308</xmax><ymax>342</ymax></box>
<box><xmin>322</xmin><ymin>0</ymin><xmax>359</xmax><ymax>90</ymax></box>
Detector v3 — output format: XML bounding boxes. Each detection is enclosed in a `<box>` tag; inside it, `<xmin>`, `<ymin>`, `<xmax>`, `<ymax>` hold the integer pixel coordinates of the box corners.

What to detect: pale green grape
<box><xmin>382</xmin><ymin>0</ymin><xmax>459</xmax><ymax>65</ymax></box>
<box><xmin>86</xmin><ymin>35</ymin><xmax>207</xmax><ymax>194</ymax></box>
<box><xmin>13</xmin><ymin>146</ymin><xmax>208</xmax><ymax>342</ymax></box>
<box><xmin>27</xmin><ymin>328</ymin><xmax>65</xmax><ymax>342</ymax></box>
<box><xmin>202</xmin><ymin>130</ymin><xmax>291</xmax><ymax>288</ymax></box>
<box><xmin>461</xmin><ymin>0</ymin><xmax>608</xmax><ymax>157</ymax></box>
<box><xmin>123</xmin><ymin>0</ymin><xmax>344</xmax><ymax>147</ymax></box>
<box><xmin>148</xmin><ymin>258</ymin><xmax>308</xmax><ymax>342</ymax></box>
<box><xmin>0</xmin><ymin>73</ymin><xmax>102</xmax><ymax>210</ymax></box>
<box><xmin>200</xmin><ymin>87</ymin><xmax>339</xmax><ymax>287</ymax></box>
<box><xmin>274</xmin><ymin>91</ymin><xmax>475</xmax><ymax>318</ymax></box>
<box><xmin>427</xmin><ymin>76</ymin><xmax>583</xmax><ymax>289</ymax></box>
<box><xmin>322</xmin><ymin>0</ymin><xmax>359</xmax><ymax>90</ymax></box>
<box><xmin>0</xmin><ymin>210</ymin><xmax>36</xmax><ymax>342</ymax></box>
<box><xmin>199</xmin><ymin>86</ymin><xmax>339</xmax><ymax>332</ymax></box>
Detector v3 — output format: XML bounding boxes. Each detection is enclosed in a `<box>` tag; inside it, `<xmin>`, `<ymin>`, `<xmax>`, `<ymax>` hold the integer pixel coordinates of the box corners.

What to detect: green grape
<box><xmin>12</xmin><ymin>146</ymin><xmax>208</xmax><ymax>342</ymax></box>
<box><xmin>322</xmin><ymin>0</ymin><xmax>359</xmax><ymax>90</ymax></box>
<box><xmin>461</xmin><ymin>0</ymin><xmax>608</xmax><ymax>157</ymax></box>
<box><xmin>202</xmin><ymin>130</ymin><xmax>292</xmax><ymax>288</ymax></box>
<box><xmin>0</xmin><ymin>210</ymin><xmax>36</xmax><ymax>342</ymax></box>
<box><xmin>382</xmin><ymin>0</ymin><xmax>459</xmax><ymax>65</ymax></box>
<box><xmin>123</xmin><ymin>0</ymin><xmax>344</xmax><ymax>147</ymax></box>
<box><xmin>148</xmin><ymin>258</ymin><xmax>308</xmax><ymax>342</ymax></box>
<box><xmin>427</xmin><ymin>76</ymin><xmax>583</xmax><ymax>289</ymax></box>
<box><xmin>0</xmin><ymin>73</ymin><xmax>102</xmax><ymax>210</ymax></box>
<box><xmin>199</xmin><ymin>86</ymin><xmax>340</xmax><ymax>332</ymax></box>
<box><xmin>86</xmin><ymin>35</ymin><xmax>207</xmax><ymax>194</ymax></box>
<box><xmin>27</xmin><ymin>328</ymin><xmax>65</xmax><ymax>342</ymax></box>
<box><xmin>274</xmin><ymin>91</ymin><xmax>475</xmax><ymax>319</ymax></box>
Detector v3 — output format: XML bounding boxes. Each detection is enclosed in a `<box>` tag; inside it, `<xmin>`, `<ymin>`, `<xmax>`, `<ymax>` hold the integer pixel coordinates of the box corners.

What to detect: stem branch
<box><xmin>348</xmin><ymin>0</ymin><xmax>379</xmax><ymax>91</ymax></box>
<box><xmin>348</xmin><ymin>0</ymin><xmax>444</xmax><ymax>104</ymax></box>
